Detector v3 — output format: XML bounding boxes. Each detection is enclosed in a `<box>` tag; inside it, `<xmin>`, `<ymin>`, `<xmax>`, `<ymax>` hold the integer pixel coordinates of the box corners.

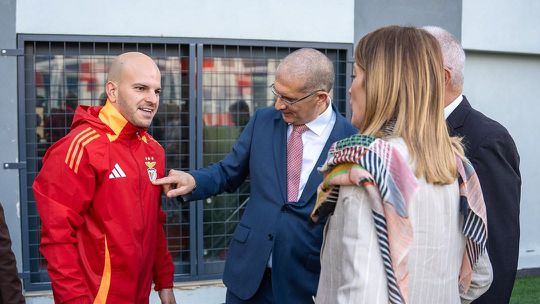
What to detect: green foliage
<box><xmin>510</xmin><ymin>276</ymin><xmax>540</xmax><ymax>304</ymax></box>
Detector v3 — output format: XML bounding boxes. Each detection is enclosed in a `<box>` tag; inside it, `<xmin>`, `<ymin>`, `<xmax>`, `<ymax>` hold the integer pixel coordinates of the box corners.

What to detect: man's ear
<box><xmin>444</xmin><ymin>67</ymin><xmax>452</xmax><ymax>87</ymax></box>
<box><xmin>106</xmin><ymin>81</ymin><xmax>118</xmax><ymax>103</ymax></box>
<box><xmin>318</xmin><ymin>92</ymin><xmax>330</xmax><ymax>105</ymax></box>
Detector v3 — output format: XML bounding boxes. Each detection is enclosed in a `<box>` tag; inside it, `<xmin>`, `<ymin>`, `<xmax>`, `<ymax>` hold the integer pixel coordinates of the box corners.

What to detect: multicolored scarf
<box><xmin>311</xmin><ymin>134</ymin><xmax>488</xmax><ymax>304</ymax></box>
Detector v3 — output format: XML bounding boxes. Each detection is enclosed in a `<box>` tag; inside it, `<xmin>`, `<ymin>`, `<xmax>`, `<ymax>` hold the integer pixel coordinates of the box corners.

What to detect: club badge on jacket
<box><xmin>145</xmin><ymin>156</ymin><xmax>157</xmax><ymax>182</ymax></box>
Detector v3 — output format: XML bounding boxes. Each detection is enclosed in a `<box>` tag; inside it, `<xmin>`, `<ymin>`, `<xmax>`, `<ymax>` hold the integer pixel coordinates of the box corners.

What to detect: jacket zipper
<box><xmin>131</xmin><ymin>132</ymin><xmax>145</xmax><ymax>268</ymax></box>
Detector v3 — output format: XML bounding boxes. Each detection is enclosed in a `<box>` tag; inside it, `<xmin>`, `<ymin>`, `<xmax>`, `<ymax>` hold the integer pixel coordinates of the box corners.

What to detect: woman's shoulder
<box><xmin>385</xmin><ymin>136</ymin><xmax>411</xmax><ymax>163</ymax></box>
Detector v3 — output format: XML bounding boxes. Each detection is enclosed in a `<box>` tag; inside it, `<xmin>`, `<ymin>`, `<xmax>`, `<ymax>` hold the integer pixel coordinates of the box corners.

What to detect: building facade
<box><xmin>1</xmin><ymin>0</ymin><xmax>538</xmax><ymax>302</ymax></box>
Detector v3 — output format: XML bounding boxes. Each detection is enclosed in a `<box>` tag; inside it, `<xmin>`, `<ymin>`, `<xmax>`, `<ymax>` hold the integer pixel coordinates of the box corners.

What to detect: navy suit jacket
<box><xmin>189</xmin><ymin>106</ymin><xmax>356</xmax><ymax>303</ymax></box>
<box><xmin>447</xmin><ymin>96</ymin><xmax>521</xmax><ymax>304</ymax></box>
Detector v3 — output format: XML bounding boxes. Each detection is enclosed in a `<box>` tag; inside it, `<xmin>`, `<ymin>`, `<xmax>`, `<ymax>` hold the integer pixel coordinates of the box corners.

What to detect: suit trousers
<box><xmin>226</xmin><ymin>268</ymin><xmax>273</xmax><ymax>304</ymax></box>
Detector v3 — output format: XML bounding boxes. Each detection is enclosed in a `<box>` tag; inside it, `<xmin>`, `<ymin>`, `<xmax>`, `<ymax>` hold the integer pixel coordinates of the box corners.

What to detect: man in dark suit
<box><xmin>0</xmin><ymin>202</ymin><xmax>25</xmax><ymax>304</ymax></box>
<box><xmin>424</xmin><ymin>26</ymin><xmax>522</xmax><ymax>303</ymax></box>
<box><xmin>154</xmin><ymin>48</ymin><xmax>357</xmax><ymax>303</ymax></box>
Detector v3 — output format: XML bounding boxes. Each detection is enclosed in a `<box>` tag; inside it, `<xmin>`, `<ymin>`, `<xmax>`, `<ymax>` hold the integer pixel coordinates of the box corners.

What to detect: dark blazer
<box><xmin>447</xmin><ymin>96</ymin><xmax>521</xmax><ymax>304</ymax></box>
<box><xmin>0</xmin><ymin>202</ymin><xmax>25</xmax><ymax>304</ymax></box>
<box><xmin>189</xmin><ymin>106</ymin><xmax>356</xmax><ymax>303</ymax></box>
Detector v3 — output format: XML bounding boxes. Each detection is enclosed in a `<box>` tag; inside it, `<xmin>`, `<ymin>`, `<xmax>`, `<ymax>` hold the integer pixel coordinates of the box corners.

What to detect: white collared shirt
<box><xmin>444</xmin><ymin>95</ymin><xmax>463</xmax><ymax>119</ymax></box>
<box><xmin>287</xmin><ymin>102</ymin><xmax>336</xmax><ymax>201</ymax></box>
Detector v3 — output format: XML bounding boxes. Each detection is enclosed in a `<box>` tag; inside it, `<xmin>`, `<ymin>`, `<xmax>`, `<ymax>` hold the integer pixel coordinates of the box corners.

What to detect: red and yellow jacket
<box><xmin>33</xmin><ymin>102</ymin><xmax>174</xmax><ymax>304</ymax></box>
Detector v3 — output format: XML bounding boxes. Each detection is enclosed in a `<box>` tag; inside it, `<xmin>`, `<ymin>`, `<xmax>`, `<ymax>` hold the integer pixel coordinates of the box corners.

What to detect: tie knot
<box><xmin>292</xmin><ymin>124</ymin><xmax>309</xmax><ymax>134</ymax></box>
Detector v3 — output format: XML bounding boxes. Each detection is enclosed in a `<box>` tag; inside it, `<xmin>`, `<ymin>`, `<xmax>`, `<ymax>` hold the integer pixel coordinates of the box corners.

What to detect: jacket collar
<box><xmin>98</xmin><ymin>101</ymin><xmax>148</xmax><ymax>142</ymax></box>
<box><xmin>446</xmin><ymin>95</ymin><xmax>472</xmax><ymax>131</ymax></box>
<box><xmin>272</xmin><ymin>111</ymin><xmax>288</xmax><ymax>204</ymax></box>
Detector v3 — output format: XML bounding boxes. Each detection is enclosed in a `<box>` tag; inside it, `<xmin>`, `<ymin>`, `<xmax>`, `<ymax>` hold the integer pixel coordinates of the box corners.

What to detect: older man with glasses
<box><xmin>153</xmin><ymin>48</ymin><xmax>356</xmax><ymax>304</ymax></box>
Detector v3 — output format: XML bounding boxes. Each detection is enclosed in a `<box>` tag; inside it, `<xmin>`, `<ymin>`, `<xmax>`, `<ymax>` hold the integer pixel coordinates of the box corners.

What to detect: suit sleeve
<box><xmin>469</xmin><ymin>132</ymin><xmax>521</xmax><ymax>304</ymax></box>
<box><xmin>152</xmin><ymin>205</ymin><xmax>174</xmax><ymax>291</ymax></box>
<box><xmin>188</xmin><ymin>110</ymin><xmax>257</xmax><ymax>200</ymax></box>
<box><xmin>32</xmin><ymin>141</ymin><xmax>96</xmax><ymax>304</ymax></box>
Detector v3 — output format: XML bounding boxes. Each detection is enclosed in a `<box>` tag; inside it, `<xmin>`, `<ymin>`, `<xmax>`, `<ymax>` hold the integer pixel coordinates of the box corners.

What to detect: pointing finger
<box><xmin>152</xmin><ymin>175</ymin><xmax>180</xmax><ymax>185</ymax></box>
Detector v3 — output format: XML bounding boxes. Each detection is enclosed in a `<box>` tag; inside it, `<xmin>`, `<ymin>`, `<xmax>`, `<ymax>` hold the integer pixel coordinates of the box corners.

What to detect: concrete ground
<box><xmin>25</xmin><ymin>281</ymin><xmax>226</xmax><ymax>304</ymax></box>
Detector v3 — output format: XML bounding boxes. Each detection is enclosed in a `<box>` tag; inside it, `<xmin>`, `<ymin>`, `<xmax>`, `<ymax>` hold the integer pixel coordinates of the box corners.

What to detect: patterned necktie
<box><xmin>287</xmin><ymin>124</ymin><xmax>309</xmax><ymax>202</ymax></box>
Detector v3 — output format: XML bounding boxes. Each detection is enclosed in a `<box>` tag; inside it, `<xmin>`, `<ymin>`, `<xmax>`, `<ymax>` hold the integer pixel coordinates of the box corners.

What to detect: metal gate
<box><xmin>17</xmin><ymin>34</ymin><xmax>352</xmax><ymax>290</ymax></box>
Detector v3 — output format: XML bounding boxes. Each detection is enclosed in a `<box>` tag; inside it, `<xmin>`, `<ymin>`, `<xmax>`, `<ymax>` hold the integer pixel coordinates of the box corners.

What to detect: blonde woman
<box><xmin>312</xmin><ymin>26</ymin><xmax>493</xmax><ymax>304</ymax></box>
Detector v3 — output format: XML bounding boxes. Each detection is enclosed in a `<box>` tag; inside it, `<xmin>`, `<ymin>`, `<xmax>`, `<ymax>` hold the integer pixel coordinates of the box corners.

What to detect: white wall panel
<box><xmin>462</xmin><ymin>1</ymin><xmax>540</xmax><ymax>54</ymax></box>
<box><xmin>16</xmin><ymin>0</ymin><xmax>354</xmax><ymax>43</ymax></box>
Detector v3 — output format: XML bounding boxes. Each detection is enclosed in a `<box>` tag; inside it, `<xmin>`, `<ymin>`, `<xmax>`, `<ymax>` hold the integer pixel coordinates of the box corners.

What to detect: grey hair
<box><xmin>276</xmin><ymin>48</ymin><xmax>334</xmax><ymax>92</ymax></box>
<box><xmin>422</xmin><ymin>26</ymin><xmax>465</xmax><ymax>90</ymax></box>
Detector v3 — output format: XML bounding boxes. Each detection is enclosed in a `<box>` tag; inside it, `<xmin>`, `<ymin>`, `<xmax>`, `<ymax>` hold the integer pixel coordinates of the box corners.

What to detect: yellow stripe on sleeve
<box><xmin>64</xmin><ymin>127</ymin><xmax>93</xmax><ymax>164</ymax></box>
<box><xmin>73</xmin><ymin>134</ymin><xmax>101</xmax><ymax>174</ymax></box>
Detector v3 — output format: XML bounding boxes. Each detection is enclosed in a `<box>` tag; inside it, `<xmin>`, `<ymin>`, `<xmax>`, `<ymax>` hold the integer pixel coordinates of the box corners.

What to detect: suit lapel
<box><xmin>298</xmin><ymin>106</ymin><xmax>348</xmax><ymax>206</ymax></box>
<box><xmin>272</xmin><ymin>114</ymin><xmax>288</xmax><ymax>204</ymax></box>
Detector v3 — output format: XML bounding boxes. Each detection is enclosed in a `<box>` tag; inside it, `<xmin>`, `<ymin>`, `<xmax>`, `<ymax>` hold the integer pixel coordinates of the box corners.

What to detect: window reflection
<box><xmin>200</xmin><ymin>56</ymin><xmax>278</xmax><ymax>264</ymax></box>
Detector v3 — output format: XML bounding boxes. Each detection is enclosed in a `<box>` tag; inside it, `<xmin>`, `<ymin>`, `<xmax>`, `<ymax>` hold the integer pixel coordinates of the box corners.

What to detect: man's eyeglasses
<box><xmin>270</xmin><ymin>83</ymin><xmax>325</xmax><ymax>105</ymax></box>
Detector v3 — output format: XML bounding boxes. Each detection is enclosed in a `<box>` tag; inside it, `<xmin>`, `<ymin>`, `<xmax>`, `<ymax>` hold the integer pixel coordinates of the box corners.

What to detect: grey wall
<box><xmin>461</xmin><ymin>0</ymin><xmax>540</xmax><ymax>270</ymax></box>
<box><xmin>464</xmin><ymin>51</ymin><xmax>540</xmax><ymax>269</ymax></box>
<box><xmin>354</xmin><ymin>0</ymin><xmax>462</xmax><ymax>43</ymax></box>
<box><xmin>462</xmin><ymin>1</ymin><xmax>540</xmax><ymax>54</ymax></box>
<box><xmin>0</xmin><ymin>0</ymin><xmax>23</xmax><ymax>271</ymax></box>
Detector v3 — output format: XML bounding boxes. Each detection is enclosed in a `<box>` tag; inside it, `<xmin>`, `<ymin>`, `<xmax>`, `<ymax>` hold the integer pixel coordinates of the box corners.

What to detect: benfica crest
<box><xmin>145</xmin><ymin>156</ymin><xmax>157</xmax><ymax>182</ymax></box>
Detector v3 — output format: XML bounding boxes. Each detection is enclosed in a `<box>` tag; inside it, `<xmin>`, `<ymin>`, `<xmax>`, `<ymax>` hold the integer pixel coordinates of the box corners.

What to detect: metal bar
<box><xmin>188</xmin><ymin>43</ymin><xmax>198</xmax><ymax>277</ymax></box>
<box><xmin>225</xmin><ymin>197</ymin><xmax>249</xmax><ymax>223</ymax></box>
<box><xmin>345</xmin><ymin>44</ymin><xmax>354</xmax><ymax>118</ymax></box>
<box><xmin>3</xmin><ymin>162</ymin><xmax>26</xmax><ymax>169</ymax></box>
<box><xmin>195</xmin><ymin>43</ymin><xmax>205</xmax><ymax>277</ymax></box>
<box><xmin>19</xmin><ymin>34</ymin><xmax>352</xmax><ymax>53</ymax></box>
<box><xmin>17</xmin><ymin>36</ymin><xmax>34</xmax><ymax>290</ymax></box>
<box><xmin>1</xmin><ymin>48</ymin><xmax>23</xmax><ymax>56</ymax></box>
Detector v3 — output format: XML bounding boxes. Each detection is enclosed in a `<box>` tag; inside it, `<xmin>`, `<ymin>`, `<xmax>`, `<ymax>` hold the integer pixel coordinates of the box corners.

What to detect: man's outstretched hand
<box><xmin>152</xmin><ymin>169</ymin><xmax>196</xmax><ymax>198</ymax></box>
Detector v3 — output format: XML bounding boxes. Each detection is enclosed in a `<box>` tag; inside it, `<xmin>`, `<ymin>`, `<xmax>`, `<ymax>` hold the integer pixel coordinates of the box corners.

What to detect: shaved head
<box><xmin>276</xmin><ymin>48</ymin><xmax>334</xmax><ymax>93</ymax></box>
<box><xmin>107</xmin><ymin>52</ymin><xmax>159</xmax><ymax>83</ymax></box>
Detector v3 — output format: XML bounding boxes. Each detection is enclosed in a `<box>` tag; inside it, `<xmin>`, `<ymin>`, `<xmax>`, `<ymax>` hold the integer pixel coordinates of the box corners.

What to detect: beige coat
<box><xmin>315</xmin><ymin>138</ymin><xmax>492</xmax><ymax>304</ymax></box>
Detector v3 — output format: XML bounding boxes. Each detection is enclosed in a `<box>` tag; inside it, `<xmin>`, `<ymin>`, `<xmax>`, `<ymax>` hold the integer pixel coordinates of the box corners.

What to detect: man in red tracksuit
<box><xmin>32</xmin><ymin>52</ymin><xmax>176</xmax><ymax>304</ymax></box>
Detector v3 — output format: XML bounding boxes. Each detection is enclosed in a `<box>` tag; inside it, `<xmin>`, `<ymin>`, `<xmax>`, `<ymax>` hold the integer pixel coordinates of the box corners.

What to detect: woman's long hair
<box><xmin>355</xmin><ymin>26</ymin><xmax>464</xmax><ymax>184</ymax></box>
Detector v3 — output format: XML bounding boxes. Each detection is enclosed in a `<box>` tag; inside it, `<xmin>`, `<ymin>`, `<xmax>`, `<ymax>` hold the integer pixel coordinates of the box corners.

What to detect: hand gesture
<box><xmin>152</xmin><ymin>169</ymin><xmax>196</xmax><ymax>198</ymax></box>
